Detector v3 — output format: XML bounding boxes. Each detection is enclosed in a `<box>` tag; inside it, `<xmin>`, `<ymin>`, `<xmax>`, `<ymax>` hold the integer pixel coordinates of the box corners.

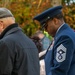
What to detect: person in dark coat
<box><xmin>0</xmin><ymin>8</ymin><xmax>40</xmax><ymax>75</ymax></box>
<box><xmin>33</xmin><ymin>5</ymin><xmax>75</xmax><ymax>75</ymax></box>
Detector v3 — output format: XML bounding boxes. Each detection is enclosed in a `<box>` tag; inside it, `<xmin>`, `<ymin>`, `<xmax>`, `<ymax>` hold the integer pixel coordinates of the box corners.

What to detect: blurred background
<box><xmin>0</xmin><ymin>0</ymin><xmax>75</xmax><ymax>38</ymax></box>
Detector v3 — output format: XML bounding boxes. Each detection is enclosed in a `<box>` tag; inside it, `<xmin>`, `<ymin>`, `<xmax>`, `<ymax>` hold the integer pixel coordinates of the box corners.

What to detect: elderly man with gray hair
<box><xmin>0</xmin><ymin>8</ymin><xmax>40</xmax><ymax>75</ymax></box>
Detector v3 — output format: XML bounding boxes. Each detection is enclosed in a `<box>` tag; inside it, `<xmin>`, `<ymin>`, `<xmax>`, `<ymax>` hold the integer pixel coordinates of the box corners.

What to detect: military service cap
<box><xmin>33</xmin><ymin>5</ymin><xmax>63</xmax><ymax>29</ymax></box>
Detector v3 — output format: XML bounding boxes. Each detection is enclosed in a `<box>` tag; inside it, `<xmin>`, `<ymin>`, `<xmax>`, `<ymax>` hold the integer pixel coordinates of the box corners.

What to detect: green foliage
<box><xmin>44</xmin><ymin>31</ymin><xmax>53</xmax><ymax>40</ymax></box>
<box><xmin>63</xmin><ymin>3</ymin><xmax>75</xmax><ymax>29</ymax></box>
<box><xmin>8</xmin><ymin>0</ymin><xmax>51</xmax><ymax>37</ymax></box>
<box><xmin>0</xmin><ymin>0</ymin><xmax>75</xmax><ymax>37</ymax></box>
<box><xmin>22</xmin><ymin>21</ymin><xmax>40</xmax><ymax>37</ymax></box>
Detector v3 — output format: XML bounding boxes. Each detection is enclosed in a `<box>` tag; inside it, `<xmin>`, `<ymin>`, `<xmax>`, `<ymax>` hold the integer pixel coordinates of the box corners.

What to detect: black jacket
<box><xmin>0</xmin><ymin>23</ymin><xmax>40</xmax><ymax>75</ymax></box>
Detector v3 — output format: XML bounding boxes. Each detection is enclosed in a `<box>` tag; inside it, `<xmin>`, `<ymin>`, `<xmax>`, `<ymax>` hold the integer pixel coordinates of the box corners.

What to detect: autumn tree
<box><xmin>0</xmin><ymin>0</ymin><xmax>75</xmax><ymax>36</ymax></box>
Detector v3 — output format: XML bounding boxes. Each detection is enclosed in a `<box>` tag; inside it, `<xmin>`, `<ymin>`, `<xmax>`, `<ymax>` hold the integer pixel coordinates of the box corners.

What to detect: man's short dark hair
<box><xmin>53</xmin><ymin>12</ymin><xmax>64</xmax><ymax>20</ymax></box>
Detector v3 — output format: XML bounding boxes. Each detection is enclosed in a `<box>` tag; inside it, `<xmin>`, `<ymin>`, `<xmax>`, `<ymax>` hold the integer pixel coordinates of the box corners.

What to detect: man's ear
<box><xmin>53</xmin><ymin>18</ymin><xmax>59</xmax><ymax>25</ymax></box>
<box><xmin>0</xmin><ymin>21</ymin><xmax>4</xmax><ymax>29</ymax></box>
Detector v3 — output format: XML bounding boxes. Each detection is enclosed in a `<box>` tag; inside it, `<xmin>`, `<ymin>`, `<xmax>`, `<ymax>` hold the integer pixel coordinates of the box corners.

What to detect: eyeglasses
<box><xmin>42</xmin><ymin>18</ymin><xmax>53</xmax><ymax>31</ymax></box>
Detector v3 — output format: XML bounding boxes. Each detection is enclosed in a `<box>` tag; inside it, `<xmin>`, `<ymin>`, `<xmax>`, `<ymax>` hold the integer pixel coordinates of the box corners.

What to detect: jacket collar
<box><xmin>0</xmin><ymin>23</ymin><xmax>21</xmax><ymax>39</ymax></box>
<box><xmin>54</xmin><ymin>23</ymin><xmax>70</xmax><ymax>40</ymax></box>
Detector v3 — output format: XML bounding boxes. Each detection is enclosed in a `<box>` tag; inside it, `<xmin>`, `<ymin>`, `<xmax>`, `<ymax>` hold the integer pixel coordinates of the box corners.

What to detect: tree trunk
<box><xmin>1</xmin><ymin>0</ymin><xmax>10</xmax><ymax>7</ymax></box>
<box><xmin>51</xmin><ymin>0</ymin><xmax>62</xmax><ymax>6</ymax></box>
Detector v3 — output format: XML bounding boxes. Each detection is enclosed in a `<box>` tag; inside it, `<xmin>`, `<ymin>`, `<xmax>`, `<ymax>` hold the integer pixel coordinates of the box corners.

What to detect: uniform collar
<box><xmin>56</xmin><ymin>22</ymin><xmax>65</xmax><ymax>34</ymax></box>
<box><xmin>54</xmin><ymin>23</ymin><xmax>69</xmax><ymax>40</ymax></box>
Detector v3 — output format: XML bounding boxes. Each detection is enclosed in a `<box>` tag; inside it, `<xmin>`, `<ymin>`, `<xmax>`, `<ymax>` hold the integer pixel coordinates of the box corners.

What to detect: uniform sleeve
<box><xmin>0</xmin><ymin>40</ymin><xmax>13</xmax><ymax>75</ymax></box>
<box><xmin>49</xmin><ymin>36</ymin><xmax>74</xmax><ymax>75</ymax></box>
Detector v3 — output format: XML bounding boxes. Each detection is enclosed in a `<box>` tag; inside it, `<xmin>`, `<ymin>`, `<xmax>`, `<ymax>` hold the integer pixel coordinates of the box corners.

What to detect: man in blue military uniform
<box><xmin>33</xmin><ymin>5</ymin><xmax>75</xmax><ymax>75</ymax></box>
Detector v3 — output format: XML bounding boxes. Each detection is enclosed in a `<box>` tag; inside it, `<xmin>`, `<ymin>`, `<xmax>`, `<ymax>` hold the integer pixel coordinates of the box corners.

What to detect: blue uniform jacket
<box><xmin>45</xmin><ymin>24</ymin><xmax>75</xmax><ymax>75</ymax></box>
